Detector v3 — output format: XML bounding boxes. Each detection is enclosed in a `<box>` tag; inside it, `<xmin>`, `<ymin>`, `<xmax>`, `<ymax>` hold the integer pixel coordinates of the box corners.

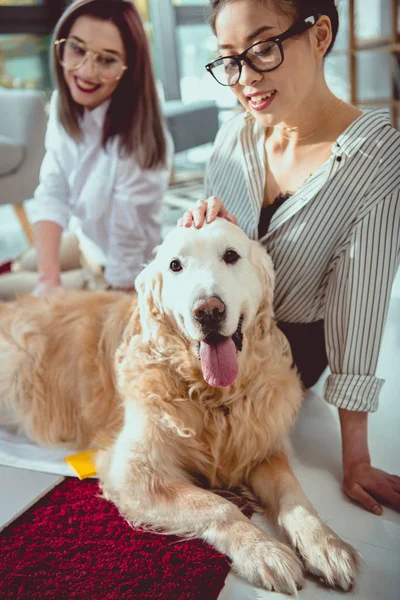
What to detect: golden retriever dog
<box><xmin>0</xmin><ymin>219</ymin><xmax>358</xmax><ymax>594</ymax></box>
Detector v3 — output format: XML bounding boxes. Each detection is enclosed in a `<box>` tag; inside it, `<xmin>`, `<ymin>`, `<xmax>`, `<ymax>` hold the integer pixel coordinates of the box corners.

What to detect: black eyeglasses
<box><xmin>205</xmin><ymin>15</ymin><xmax>318</xmax><ymax>87</ymax></box>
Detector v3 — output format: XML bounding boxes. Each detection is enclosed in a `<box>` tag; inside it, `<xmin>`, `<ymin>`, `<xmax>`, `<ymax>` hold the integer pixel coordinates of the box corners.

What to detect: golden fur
<box><xmin>0</xmin><ymin>291</ymin><xmax>130</xmax><ymax>449</ymax></box>
<box><xmin>0</xmin><ymin>222</ymin><xmax>359</xmax><ymax>594</ymax></box>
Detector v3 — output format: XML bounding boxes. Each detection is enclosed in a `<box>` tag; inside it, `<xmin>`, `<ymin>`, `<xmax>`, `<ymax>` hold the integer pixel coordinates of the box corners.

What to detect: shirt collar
<box><xmin>251</xmin><ymin>107</ymin><xmax>392</xmax><ymax>159</ymax></box>
<box><xmin>82</xmin><ymin>98</ymin><xmax>111</xmax><ymax>130</ymax></box>
<box><xmin>334</xmin><ymin>108</ymin><xmax>392</xmax><ymax>157</ymax></box>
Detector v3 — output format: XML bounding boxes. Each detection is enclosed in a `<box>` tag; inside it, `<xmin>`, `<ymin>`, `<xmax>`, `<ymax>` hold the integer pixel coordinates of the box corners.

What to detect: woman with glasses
<box><xmin>0</xmin><ymin>0</ymin><xmax>172</xmax><ymax>298</ymax></box>
<box><xmin>180</xmin><ymin>0</ymin><xmax>400</xmax><ymax>516</ymax></box>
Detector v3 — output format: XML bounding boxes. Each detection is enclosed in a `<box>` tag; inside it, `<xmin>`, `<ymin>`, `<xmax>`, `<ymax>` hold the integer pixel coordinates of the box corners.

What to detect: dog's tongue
<box><xmin>199</xmin><ymin>337</ymin><xmax>238</xmax><ymax>387</ymax></box>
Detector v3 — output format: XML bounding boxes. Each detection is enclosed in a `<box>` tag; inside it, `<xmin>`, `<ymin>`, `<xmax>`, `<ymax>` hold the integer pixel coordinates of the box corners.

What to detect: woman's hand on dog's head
<box><xmin>177</xmin><ymin>196</ymin><xmax>238</xmax><ymax>229</ymax></box>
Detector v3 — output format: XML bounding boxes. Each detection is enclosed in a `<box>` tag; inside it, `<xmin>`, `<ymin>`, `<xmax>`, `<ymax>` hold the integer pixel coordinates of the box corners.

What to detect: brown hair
<box><xmin>210</xmin><ymin>0</ymin><xmax>339</xmax><ymax>56</ymax></box>
<box><xmin>52</xmin><ymin>0</ymin><xmax>166</xmax><ymax>169</ymax></box>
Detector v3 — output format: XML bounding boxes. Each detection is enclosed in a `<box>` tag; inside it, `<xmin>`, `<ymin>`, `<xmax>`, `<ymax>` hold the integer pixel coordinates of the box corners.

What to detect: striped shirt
<box><xmin>205</xmin><ymin>109</ymin><xmax>400</xmax><ymax>412</ymax></box>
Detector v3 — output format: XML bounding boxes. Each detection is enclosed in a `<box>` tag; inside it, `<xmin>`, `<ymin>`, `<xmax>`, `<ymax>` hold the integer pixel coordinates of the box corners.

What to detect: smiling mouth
<box><xmin>248</xmin><ymin>90</ymin><xmax>277</xmax><ymax>106</ymax></box>
<box><xmin>196</xmin><ymin>315</ymin><xmax>244</xmax><ymax>388</ymax></box>
<box><xmin>74</xmin><ymin>77</ymin><xmax>101</xmax><ymax>93</ymax></box>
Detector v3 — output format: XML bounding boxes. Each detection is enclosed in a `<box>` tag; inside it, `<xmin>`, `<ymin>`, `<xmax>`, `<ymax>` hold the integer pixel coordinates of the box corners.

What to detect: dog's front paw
<box><xmin>295</xmin><ymin>521</ymin><xmax>359</xmax><ymax>591</ymax></box>
<box><xmin>231</xmin><ymin>534</ymin><xmax>304</xmax><ymax>594</ymax></box>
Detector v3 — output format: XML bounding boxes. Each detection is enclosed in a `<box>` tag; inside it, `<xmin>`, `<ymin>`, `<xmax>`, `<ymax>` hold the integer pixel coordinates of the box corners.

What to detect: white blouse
<box><xmin>205</xmin><ymin>109</ymin><xmax>400</xmax><ymax>413</ymax></box>
<box><xmin>31</xmin><ymin>91</ymin><xmax>173</xmax><ymax>288</ymax></box>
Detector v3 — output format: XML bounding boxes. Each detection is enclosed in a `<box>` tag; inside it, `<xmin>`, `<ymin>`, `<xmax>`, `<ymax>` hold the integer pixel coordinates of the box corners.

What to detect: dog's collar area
<box><xmin>219</xmin><ymin>405</ymin><xmax>230</xmax><ymax>416</ymax></box>
<box><xmin>196</xmin><ymin>315</ymin><xmax>244</xmax><ymax>358</ymax></box>
<box><xmin>232</xmin><ymin>315</ymin><xmax>244</xmax><ymax>351</ymax></box>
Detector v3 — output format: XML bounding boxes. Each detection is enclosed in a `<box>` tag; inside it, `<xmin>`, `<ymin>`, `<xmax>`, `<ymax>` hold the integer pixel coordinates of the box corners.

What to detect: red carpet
<box><xmin>0</xmin><ymin>478</ymin><xmax>252</xmax><ymax>600</ymax></box>
<box><xmin>0</xmin><ymin>261</ymin><xmax>12</xmax><ymax>275</ymax></box>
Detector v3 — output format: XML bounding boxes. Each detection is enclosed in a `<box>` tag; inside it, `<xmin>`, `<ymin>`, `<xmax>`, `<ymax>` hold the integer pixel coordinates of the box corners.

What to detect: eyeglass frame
<box><xmin>54</xmin><ymin>37</ymin><xmax>128</xmax><ymax>82</ymax></box>
<box><xmin>205</xmin><ymin>15</ymin><xmax>319</xmax><ymax>87</ymax></box>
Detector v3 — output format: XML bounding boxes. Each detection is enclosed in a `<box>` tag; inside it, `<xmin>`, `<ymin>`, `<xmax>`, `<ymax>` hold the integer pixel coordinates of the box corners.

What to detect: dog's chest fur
<box><xmin>116</xmin><ymin>324</ymin><xmax>302</xmax><ymax>491</ymax></box>
<box><xmin>162</xmin><ymin>388</ymin><xmax>293</xmax><ymax>489</ymax></box>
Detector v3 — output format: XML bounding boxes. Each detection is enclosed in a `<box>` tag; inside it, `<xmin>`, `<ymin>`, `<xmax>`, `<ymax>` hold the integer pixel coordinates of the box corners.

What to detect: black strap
<box><xmin>258</xmin><ymin>192</ymin><xmax>292</xmax><ymax>238</ymax></box>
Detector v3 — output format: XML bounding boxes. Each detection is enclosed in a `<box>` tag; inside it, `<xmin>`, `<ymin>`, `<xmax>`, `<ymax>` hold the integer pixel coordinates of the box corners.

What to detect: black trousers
<box><xmin>277</xmin><ymin>320</ymin><xmax>328</xmax><ymax>389</ymax></box>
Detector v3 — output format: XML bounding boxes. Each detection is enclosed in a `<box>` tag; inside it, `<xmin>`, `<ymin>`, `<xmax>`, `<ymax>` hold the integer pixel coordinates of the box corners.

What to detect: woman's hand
<box><xmin>339</xmin><ymin>408</ymin><xmax>400</xmax><ymax>514</ymax></box>
<box><xmin>32</xmin><ymin>275</ymin><xmax>62</xmax><ymax>297</ymax></box>
<box><xmin>177</xmin><ymin>196</ymin><xmax>238</xmax><ymax>229</ymax></box>
<box><xmin>343</xmin><ymin>461</ymin><xmax>400</xmax><ymax>515</ymax></box>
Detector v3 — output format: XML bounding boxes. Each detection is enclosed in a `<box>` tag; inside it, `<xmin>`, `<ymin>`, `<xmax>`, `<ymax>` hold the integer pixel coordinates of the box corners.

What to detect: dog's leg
<box><xmin>249</xmin><ymin>453</ymin><xmax>359</xmax><ymax>591</ymax></box>
<box><xmin>100</xmin><ymin>468</ymin><xmax>304</xmax><ymax>595</ymax></box>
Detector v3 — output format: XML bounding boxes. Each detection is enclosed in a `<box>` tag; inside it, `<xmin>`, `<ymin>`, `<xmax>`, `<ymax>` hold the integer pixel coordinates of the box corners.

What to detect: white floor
<box><xmin>218</xmin><ymin>270</ymin><xmax>400</xmax><ymax>600</ymax></box>
<box><xmin>1</xmin><ymin>206</ymin><xmax>399</xmax><ymax>599</ymax></box>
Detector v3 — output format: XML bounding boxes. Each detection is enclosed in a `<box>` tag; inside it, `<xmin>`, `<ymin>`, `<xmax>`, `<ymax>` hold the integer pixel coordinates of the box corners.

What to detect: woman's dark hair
<box><xmin>210</xmin><ymin>0</ymin><xmax>339</xmax><ymax>56</ymax></box>
<box><xmin>52</xmin><ymin>0</ymin><xmax>166</xmax><ymax>169</ymax></box>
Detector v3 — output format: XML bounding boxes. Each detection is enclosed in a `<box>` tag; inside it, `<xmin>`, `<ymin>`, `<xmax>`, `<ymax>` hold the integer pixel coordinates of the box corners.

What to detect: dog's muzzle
<box><xmin>193</xmin><ymin>296</ymin><xmax>226</xmax><ymax>334</ymax></box>
<box><xmin>196</xmin><ymin>315</ymin><xmax>244</xmax><ymax>389</ymax></box>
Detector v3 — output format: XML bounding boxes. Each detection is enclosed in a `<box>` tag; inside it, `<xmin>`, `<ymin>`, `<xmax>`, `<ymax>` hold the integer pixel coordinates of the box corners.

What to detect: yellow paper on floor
<box><xmin>65</xmin><ymin>450</ymin><xmax>97</xmax><ymax>479</ymax></box>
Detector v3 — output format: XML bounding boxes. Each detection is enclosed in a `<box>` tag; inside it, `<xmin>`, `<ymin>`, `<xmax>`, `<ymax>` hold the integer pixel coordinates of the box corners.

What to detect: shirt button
<box><xmin>336</xmin><ymin>156</ymin><xmax>342</xmax><ymax>162</ymax></box>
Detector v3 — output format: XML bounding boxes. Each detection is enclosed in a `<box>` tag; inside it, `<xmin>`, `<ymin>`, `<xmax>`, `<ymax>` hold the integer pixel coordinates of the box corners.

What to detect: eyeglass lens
<box><xmin>58</xmin><ymin>39</ymin><xmax>123</xmax><ymax>80</ymax></box>
<box><xmin>210</xmin><ymin>40</ymin><xmax>282</xmax><ymax>86</ymax></box>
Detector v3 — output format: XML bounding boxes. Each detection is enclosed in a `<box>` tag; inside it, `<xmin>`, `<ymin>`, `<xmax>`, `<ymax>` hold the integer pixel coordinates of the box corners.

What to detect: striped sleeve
<box><xmin>324</xmin><ymin>189</ymin><xmax>400</xmax><ymax>412</ymax></box>
<box><xmin>203</xmin><ymin>112</ymin><xmax>254</xmax><ymax>229</ymax></box>
<box><xmin>204</xmin><ymin>162</ymin><xmax>212</xmax><ymax>197</ymax></box>
<box><xmin>204</xmin><ymin>116</ymin><xmax>236</xmax><ymax>199</ymax></box>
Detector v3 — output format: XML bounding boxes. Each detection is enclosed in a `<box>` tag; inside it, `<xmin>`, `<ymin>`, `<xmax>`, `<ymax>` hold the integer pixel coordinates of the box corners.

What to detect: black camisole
<box><xmin>257</xmin><ymin>192</ymin><xmax>292</xmax><ymax>239</ymax></box>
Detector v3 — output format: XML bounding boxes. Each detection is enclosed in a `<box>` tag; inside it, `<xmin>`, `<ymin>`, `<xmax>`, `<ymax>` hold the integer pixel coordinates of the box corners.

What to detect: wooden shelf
<box><xmin>355</xmin><ymin>42</ymin><xmax>400</xmax><ymax>53</ymax></box>
<box><xmin>330</xmin><ymin>43</ymin><xmax>400</xmax><ymax>57</ymax></box>
<box><xmin>354</xmin><ymin>36</ymin><xmax>392</xmax><ymax>51</ymax></box>
<box><xmin>357</xmin><ymin>98</ymin><xmax>400</xmax><ymax>108</ymax></box>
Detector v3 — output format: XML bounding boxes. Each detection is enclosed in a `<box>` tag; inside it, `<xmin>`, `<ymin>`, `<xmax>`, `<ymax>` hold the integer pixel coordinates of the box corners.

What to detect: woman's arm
<box><xmin>30</xmin><ymin>92</ymin><xmax>70</xmax><ymax>295</ymax></box>
<box><xmin>32</xmin><ymin>221</ymin><xmax>63</xmax><ymax>295</ymax></box>
<box><xmin>177</xmin><ymin>114</ymin><xmax>243</xmax><ymax>229</ymax></box>
<box><xmin>339</xmin><ymin>409</ymin><xmax>400</xmax><ymax>514</ymax></box>
<box><xmin>325</xmin><ymin>189</ymin><xmax>400</xmax><ymax>513</ymax></box>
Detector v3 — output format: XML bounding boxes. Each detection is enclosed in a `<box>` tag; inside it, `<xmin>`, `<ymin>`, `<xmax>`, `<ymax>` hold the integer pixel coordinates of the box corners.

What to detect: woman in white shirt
<box><xmin>0</xmin><ymin>0</ymin><xmax>172</xmax><ymax>299</ymax></box>
<box><xmin>180</xmin><ymin>0</ymin><xmax>400</xmax><ymax>515</ymax></box>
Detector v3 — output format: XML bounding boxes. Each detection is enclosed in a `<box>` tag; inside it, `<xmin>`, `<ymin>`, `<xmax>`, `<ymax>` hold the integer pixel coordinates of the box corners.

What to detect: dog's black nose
<box><xmin>193</xmin><ymin>296</ymin><xmax>226</xmax><ymax>331</ymax></box>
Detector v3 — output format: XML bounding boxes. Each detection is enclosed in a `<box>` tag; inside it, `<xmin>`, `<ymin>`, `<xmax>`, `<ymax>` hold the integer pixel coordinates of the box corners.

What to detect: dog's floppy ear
<box><xmin>135</xmin><ymin>260</ymin><xmax>164</xmax><ymax>342</ymax></box>
<box><xmin>249</xmin><ymin>240</ymin><xmax>276</xmax><ymax>327</ymax></box>
<box><xmin>250</xmin><ymin>240</ymin><xmax>275</xmax><ymax>294</ymax></box>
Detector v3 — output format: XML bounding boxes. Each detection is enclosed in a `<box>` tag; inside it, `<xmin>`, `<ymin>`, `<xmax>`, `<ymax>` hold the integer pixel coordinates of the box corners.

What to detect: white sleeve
<box><xmin>104</xmin><ymin>132</ymin><xmax>174</xmax><ymax>288</ymax></box>
<box><xmin>30</xmin><ymin>91</ymin><xmax>70</xmax><ymax>230</ymax></box>
<box><xmin>324</xmin><ymin>189</ymin><xmax>400</xmax><ymax>412</ymax></box>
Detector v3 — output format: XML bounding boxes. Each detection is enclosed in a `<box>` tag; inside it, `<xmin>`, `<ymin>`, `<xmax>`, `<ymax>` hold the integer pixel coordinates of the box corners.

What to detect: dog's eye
<box><xmin>223</xmin><ymin>249</ymin><xmax>240</xmax><ymax>265</ymax></box>
<box><xmin>170</xmin><ymin>259</ymin><xmax>183</xmax><ymax>272</ymax></box>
